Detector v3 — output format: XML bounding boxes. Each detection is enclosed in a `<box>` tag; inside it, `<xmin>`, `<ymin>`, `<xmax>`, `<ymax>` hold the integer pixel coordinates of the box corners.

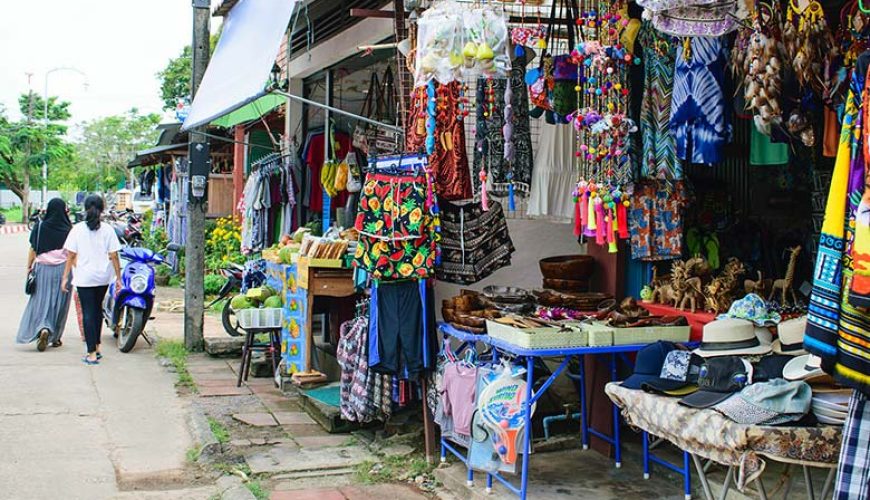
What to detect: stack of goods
<box><xmin>299</xmin><ymin>233</ymin><xmax>350</xmax><ymax>261</ymax></box>
<box><xmin>262</xmin><ymin>227</ymin><xmax>308</xmax><ymax>264</ymax></box>
<box><xmin>539</xmin><ymin>255</ymin><xmax>595</xmax><ymax>293</ymax></box>
<box><xmin>533</xmin><ymin>289</ymin><xmax>612</xmax><ymax>312</ymax></box>
<box><xmin>442</xmin><ymin>291</ymin><xmax>502</xmax><ymax>334</ymax></box>
<box><xmin>230</xmin><ymin>286</ymin><xmax>284</xmax><ymax>329</ymax></box>
<box><xmin>622</xmin><ymin>313</ymin><xmax>853</xmax><ymax>426</ymax></box>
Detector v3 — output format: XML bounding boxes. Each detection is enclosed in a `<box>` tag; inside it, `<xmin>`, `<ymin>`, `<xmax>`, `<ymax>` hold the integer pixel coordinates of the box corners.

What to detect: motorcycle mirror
<box><xmin>166</xmin><ymin>243</ymin><xmax>182</xmax><ymax>252</ymax></box>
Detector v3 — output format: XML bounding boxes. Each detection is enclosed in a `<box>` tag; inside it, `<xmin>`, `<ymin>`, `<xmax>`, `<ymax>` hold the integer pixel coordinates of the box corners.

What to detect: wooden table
<box><xmin>301</xmin><ymin>267</ymin><xmax>356</xmax><ymax>372</ymax></box>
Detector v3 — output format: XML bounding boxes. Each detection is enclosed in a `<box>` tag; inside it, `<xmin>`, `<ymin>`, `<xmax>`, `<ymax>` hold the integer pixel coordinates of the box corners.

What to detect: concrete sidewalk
<box><xmin>0</xmin><ymin>233</ymin><xmax>198</xmax><ymax>498</ymax></box>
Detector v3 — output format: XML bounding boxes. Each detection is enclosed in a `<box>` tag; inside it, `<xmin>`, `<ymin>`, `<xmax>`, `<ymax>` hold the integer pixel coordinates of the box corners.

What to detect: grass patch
<box><xmin>1</xmin><ymin>206</ymin><xmax>23</xmax><ymax>223</ymax></box>
<box><xmin>355</xmin><ymin>454</ymin><xmax>435</xmax><ymax>485</ymax></box>
<box><xmin>212</xmin><ymin>461</ymin><xmax>252</xmax><ymax>477</ymax></box>
<box><xmin>186</xmin><ymin>445</ymin><xmax>202</xmax><ymax>463</ymax></box>
<box><xmin>155</xmin><ymin>340</ymin><xmax>196</xmax><ymax>392</ymax></box>
<box><xmin>245</xmin><ymin>481</ymin><xmax>268</xmax><ymax>500</ymax></box>
<box><xmin>208</xmin><ymin>417</ymin><xmax>230</xmax><ymax>445</ymax></box>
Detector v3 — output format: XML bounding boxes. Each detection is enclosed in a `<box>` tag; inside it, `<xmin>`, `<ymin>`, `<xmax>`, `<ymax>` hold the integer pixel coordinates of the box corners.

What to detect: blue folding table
<box><xmin>438</xmin><ymin>322</ymin><xmax>684</xmax><ymax>500</ymax></box>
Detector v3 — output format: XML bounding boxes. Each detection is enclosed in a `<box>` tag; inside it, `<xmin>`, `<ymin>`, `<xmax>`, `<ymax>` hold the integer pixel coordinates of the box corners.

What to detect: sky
<box><xmin>0</xmin><ymin>0</ymin><xmax>222</xmax><ymax>130</ymax></box>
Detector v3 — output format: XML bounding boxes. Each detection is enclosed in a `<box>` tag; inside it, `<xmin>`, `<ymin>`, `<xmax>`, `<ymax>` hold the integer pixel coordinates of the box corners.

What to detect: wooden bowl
<box><xmin>542</xmin><ymin>278</ymin><xmax>590</xmax><ymax>292</ymax></box>
<box><xmin>539</xmin><ymin>255</ymin><xmax>595</xmax><ymax>281</ymax></box>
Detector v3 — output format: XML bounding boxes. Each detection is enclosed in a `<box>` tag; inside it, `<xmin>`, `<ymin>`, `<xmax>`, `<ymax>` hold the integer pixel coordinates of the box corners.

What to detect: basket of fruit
<box><xmin>231</xmin><ymin>286</ymin><xmax>284</xmax><ymax>329</ymax></box>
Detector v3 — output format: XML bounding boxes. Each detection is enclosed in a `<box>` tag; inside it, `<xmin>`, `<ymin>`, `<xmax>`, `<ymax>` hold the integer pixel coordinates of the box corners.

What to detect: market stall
<box><xmin>214</xmin><ymin>0</ymin><xmax>870</xmax><ymax>496</ymax></box>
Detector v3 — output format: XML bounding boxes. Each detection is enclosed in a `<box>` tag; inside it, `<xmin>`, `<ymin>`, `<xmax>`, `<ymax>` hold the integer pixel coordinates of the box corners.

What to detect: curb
<box><xmin>0</xmin><ymin>225</ymin><xmax>28</xmax><ymax>234</ymax></box>
<box><xmin>188</xmin><ymin>403</ymin><xmax>222</xmax><ymax>461</ymax></box>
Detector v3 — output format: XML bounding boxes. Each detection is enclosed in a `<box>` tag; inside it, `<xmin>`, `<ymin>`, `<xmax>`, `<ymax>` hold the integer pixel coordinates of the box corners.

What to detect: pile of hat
<box><xmin>622</xmin><ymin>315</ymin><xmax>850</xmax><ymax>426</ymax></box>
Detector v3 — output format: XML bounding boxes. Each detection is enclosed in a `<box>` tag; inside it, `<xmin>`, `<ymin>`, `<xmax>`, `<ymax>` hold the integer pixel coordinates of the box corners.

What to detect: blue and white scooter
<box><xmin>103</xmin><ymin>246</ymin><xmax>168</xmax><ymax>352</ymax></box>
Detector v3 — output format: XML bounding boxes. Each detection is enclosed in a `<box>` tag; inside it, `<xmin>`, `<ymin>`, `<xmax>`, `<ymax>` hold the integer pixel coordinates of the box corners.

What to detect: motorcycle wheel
<box><xmin>128</xmin><ymin>238</ymin><xmax>142</xmax><ymax>248</ymax></box>
<box><xmin>221</xmin><ymin>302</ymin><xmax>243</xmax><ymax>337</ymax></box>
<box><xmin>117</xmin><ymin>306</ymin><xmax>146</xmax><ymax>353</ymax></box>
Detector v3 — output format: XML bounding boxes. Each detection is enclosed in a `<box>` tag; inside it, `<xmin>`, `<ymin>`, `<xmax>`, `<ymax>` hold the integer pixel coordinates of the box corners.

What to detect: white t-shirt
<box><xmin>64</xmin><ymin>222</ymin><xmax>122</xmax><ymax>287</ymax></box>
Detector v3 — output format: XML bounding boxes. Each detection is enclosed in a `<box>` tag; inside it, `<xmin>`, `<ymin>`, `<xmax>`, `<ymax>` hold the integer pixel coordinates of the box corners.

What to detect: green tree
<box><xmin>75</xmin><ymin>109</ymin><xmax>161</xmax><ymax>190</ymax></box>
<box><xmin>157</xmin><ymin>34</ymin><xmax>220</xmax><ymax>111</ymax></box>
<box><xmin>0</xmin><ymin>93</ymin><xmax>73</xmax><ymax>221</ymax></box>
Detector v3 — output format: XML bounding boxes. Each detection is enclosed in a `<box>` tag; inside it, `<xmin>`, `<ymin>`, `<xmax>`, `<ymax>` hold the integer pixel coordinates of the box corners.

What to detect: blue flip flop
<box><xmin>82</xmin><ymin>357</ymin><xmax>99</xmax><ymax>366</ymax></box>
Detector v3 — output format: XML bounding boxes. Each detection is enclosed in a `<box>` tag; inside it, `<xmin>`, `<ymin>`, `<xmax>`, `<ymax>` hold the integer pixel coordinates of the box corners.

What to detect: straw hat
<box><xmin>693</xmin><ymin>318</ymin><xmax>773</xmax><ymax>357</ymax></box>
<box><xmin>772</xmin><ymin>317</ymin><xmax>808</xmax><ymax>356</ymax></box>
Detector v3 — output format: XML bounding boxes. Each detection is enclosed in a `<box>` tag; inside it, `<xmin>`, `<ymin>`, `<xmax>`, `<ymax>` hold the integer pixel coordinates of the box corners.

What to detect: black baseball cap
<box><xmin>753</xmin><ymin>354</ymin><xmax>793</xmax><ymax>382</ymax></box>
<box><xmin>642</xmin><ymin>351</ymin><xmax>705</xmax><ymax>395</ymax></box>
<box><xmin>621</xmin><ymin>341</ymin><xmax>679</xmax><ymax>390</ymax></box>
<box><xmin>679</xmin><ymin>356</ymin><xmax>754</xmax><ymax>409</ymax></box>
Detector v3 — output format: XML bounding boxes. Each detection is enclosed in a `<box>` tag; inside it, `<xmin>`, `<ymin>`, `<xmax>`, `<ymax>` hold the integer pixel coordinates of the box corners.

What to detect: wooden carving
<box><xmin>769</xmin><ymin>246</ymin><xmax>801</xmax><ymax>307</ymax></box>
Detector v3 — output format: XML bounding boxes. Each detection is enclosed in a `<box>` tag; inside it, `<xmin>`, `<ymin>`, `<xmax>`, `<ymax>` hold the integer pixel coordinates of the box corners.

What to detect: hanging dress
<box><xmin>670</xmin><ymin>36</ymin><xmax>731</xmax><ymax>165</ymax></box>
<box><xmin>638</xmin><ymin>21</ymin><xmax>679</xmax><ymax>179</ymax></box>
<box><xmin>405</xmin><ymin>82</ymin><xmax>473</xmax><ymax>201</ymax></box>
<box><xmin>472</xmin><ymin>50</ymin><xmax>535</xmax><ymax>196</ymax></box>
<box><xmin>527</xmin><ymin>122</ymin><xmax>576</xmax><ymax>219</ymax></box>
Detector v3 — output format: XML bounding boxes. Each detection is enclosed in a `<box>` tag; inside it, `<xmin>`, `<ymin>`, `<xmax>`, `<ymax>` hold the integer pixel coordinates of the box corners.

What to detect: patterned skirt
<box><xmin>436</xmin><ymin>200</ymin><xmax>515</xmax><ymax>285</ymax></box>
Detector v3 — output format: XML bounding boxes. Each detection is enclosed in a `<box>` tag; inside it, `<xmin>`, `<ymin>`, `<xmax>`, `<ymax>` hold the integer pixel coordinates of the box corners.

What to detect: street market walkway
<box><xmin>0</xmin><ymin>232</ymin><xmax>194</xmax><ymax>498</ymax></box>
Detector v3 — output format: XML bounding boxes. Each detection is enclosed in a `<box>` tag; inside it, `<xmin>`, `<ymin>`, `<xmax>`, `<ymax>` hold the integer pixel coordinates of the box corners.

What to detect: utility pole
<box><xmin>185</xmin><ymin>0</ymin><xmax>211</xmax><ymax>352</ymax></box>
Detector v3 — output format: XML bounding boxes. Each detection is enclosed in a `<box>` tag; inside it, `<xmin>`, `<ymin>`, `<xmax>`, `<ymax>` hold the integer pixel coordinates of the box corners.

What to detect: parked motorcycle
<box><xmin>103</xmin><ymin>244</ymin><xmax>178</xmax><ymax>352</ymax></box>
<box><xmin>206</xmin><ymin>263</ymin><xmax>245</xmax><ymax>337</ymax></box>
<box><xmin>107</xmin><ymin>209</ymin><xmax>143</xmax><ymax>247</ymax></box>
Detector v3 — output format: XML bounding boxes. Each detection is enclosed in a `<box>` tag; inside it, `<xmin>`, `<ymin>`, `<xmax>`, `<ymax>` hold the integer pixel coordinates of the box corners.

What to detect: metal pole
<box><xmin>270</xmin><ymin>90</ymin><xmax>404</xmax><ymax>134</ymax></box>
<box><xmin>185</xmin><ymin>0</ymin><xmax>211</xmax><ymax>352</ymax></box>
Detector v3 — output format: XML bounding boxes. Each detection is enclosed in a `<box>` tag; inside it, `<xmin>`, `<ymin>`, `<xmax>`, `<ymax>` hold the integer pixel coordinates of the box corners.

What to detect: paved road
<box><xmin>0</xmin><ymin>232</ymin><xmax>194</xmax><ymax>499</ymax></box>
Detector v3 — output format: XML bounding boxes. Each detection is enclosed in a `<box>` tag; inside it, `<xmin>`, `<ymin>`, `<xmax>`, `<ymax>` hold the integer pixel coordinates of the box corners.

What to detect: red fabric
<box><xmin>640</xmin><ymin>302</ymin><xmax>715</xmax><ymax>341</ymax></box>
<box><xmin>617</xmin><ymin>202</ymin><xmax>628</xmax><ymax>239</ymax></box>
<box><xmin>306</xmin><ymin>132</ymin><xmax>352</xmax><ymax>213</ymax></box>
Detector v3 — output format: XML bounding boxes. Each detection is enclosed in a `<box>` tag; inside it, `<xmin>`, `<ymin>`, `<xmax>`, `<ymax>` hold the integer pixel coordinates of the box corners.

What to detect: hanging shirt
<box><xmin>305</xmin><ymin>131</ymin><xmax>353</xmax><ymax>213</ymax></box>
<box><xmin>670</xmin><ymin>36</ymin><xmax>731</xmax><ymax>165</ymax></box>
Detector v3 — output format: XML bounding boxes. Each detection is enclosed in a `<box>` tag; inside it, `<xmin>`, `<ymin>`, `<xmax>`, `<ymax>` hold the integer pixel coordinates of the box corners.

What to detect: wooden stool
<box><xmin>236</xmin><ymin>327</ymin><xmax>281</xmax><ymax>388</ymax></box>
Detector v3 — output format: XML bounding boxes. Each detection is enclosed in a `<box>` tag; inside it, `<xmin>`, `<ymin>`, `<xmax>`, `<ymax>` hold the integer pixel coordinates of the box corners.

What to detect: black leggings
<box><xmin>77</xmin><ymin>286</ymin><xmax>108</xmax><ymax>354</ymax></box>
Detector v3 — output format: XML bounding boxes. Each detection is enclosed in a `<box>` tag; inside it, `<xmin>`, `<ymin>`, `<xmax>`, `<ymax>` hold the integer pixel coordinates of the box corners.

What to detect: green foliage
<box><xmin>157</xmin><ymin>35</ymin><xmax>220</xmax><ymax>111</ymax></box>
<box><xmin>168</xmin><ymin>275</ymin><xmax>183</xmax><ymax>288</ymax></box>
<box><xmin>245</xmin><ymin>481</ymin><xmax>268</xmax><ymax>500</ymax></box>
<box><xmin>355</xmin><ymin>453</ymin><xmax>435</xmax><ymax>485</ymax></box>
<box><xmin>204</xmin><ymin>274</ymin><xmax>227</xmax><ymax>296</ymax></box>
<box><xmin>207</xmin><ymin>417</ymin><xmax>230</xmax><ymax>445</ymax></box>
<box><xmin>74</xmin><ymin>109</ymin><xmax>161</xmax><ymax>191</ymax></box>
<box><xmin>140</xmin><ymin>210</ymin><xmax>169</xmax><ymax>253</ymax></box>
<box><xmin>155</xmin><ymin>264</ymin><xmax>172</xmax><ymax>278</ymax></box>
<box><xmin>155</xmin><ymin>340</ymin><xmax>196</xmax><ymax>392</ymax></box>
<box><xmin>0</xmin><ymin>93</ymin><xmax>74</xmax><ymax>221</ymax></box>
<box><xmin>1</xmin><ymin>207</ymin><xmax>23</xmax><ymax>223</ymax></box>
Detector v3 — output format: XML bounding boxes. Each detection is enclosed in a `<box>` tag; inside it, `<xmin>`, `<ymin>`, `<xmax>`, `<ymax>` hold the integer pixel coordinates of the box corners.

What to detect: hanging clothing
<box><xmin>437</xmin><ymin>199</ymin><xmax>515</xmax><ymax>284</ymax></box>
<box><xmin>337</xmin><ymin>315</ymin><xmax>392</xmax><ymax>423</ymax></box>
<box><xmin>805</xmin><ymin>58</ymin><xmax>870</xmax><ymax>395</ymax></box>
<box><xmin>629</xmin><ymin>180</ymin><xmax>688</xmax><ymax>261</ymax></box>
<box><xmin>305</xmin><ymin>131</ymin><xmax>353</xmax><ymax>214</ymax></box>
<box><xmin>406</xmin><ymin>82</ymin><xmax>473</xmax><ymax>201</ymax></box>
<box><xmin>671</xmin><ymin>36</ymin><xmax>731</xmax><ymax>165</ymax></box>
<box><xmin>834</xmin><ymin>390</ymin><xmax>870</xmax><ymax>500</ymax></box>
<box><xmin>528</xmin><ymin>122</ymin><xmax>576</xmax><ymax>219</ymax></box>
<box><xmin>472</xmin><ymin>50</ymin><xmax>535</xmax><ymax>196</ymax></box>
<box><xmin>638</xmin><ymin>21</ymin><xmax>679</xmax><ymax>180</ymax></box>
<box><xmin>367</xmin><ymin>280</ymin><xmax>435</xmax><ymax>378</ymax></box>
<box><xmin>750</xmin><ymin>126</ymin><xmax>789</xmax><ymax>166</ymax></box>
<box><xmin>139</xmin><ymin>169</ymin><xmax>156</xmax><ymax>196</ymax></box>
<box><xmin>240</xmin><ymin>155</ymin><xmax>297</xmax><ymax>253</ymax></box>
<box><xmin>440</xmin><ymin>362</ymin><xmax>478</xmax><ymax>436</ymax></box>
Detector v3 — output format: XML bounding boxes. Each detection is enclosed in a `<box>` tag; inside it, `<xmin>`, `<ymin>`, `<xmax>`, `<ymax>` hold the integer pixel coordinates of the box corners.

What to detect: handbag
<box><xmin>25</xmin><ymin>221</ymin><xmax>40</xmax><ymax>295</ymax></box>
<box><xmin>528</xmin><ymin>0</ymin><xmax>581</xmax><ymax>114</ymax></box>
<box><xmin>352</xmin><ymin>72</ymin><xmax>380</xmax><ymax>155</ymax></box>
<box><xmin>345</xmin><ymin>152</ymin><xmax>362</xmax><ymax>193</ymax></box>
<box><xmin>372</xmin><ymin>67</ymin><xmax>401</xmax><ymax>154</ymax></box>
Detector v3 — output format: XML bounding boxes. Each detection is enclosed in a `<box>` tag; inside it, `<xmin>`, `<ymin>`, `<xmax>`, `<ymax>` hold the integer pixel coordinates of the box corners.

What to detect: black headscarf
<box><xmin>31</xmin><ymin>198</ymin><xmax>72</xmax><ymax>255</ymax></box>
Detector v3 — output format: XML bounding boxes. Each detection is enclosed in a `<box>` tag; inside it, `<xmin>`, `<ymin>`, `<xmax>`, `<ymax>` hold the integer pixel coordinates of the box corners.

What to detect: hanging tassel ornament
<box><xmin>425</xmin><ymin>80</ymin><xmax>437</xmax><ymax>155</ymax></box>
<box><xmin>479</xmin><ymin>168</ymin><xmax>489</xmax><ymax>211</ymax></box>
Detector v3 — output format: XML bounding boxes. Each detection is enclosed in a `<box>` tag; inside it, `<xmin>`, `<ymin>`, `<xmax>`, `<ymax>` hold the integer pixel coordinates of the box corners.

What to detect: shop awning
<box><xmin>210</xmin><ymin>93</ymin><xmax>284</xmax><ymax>128</ymax></box>
<box><xmin>181</xmin><ymin>0</ymin><xmax>298</xmax><ymax>131</ymax></box>
<box><xmin>127</xmin><ymin>143</ymin><xmax>188</xmax><ymax>168</ymax></box>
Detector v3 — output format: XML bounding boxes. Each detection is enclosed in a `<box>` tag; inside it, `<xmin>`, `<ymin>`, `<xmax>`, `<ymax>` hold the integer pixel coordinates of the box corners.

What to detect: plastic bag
<box><xmin>414</xmin><ymin>2</ymin><xmax>463</xmax><ymax>86</ymax></box>
<box><xmin>462</xmin><ymin>7</ymin><xmax>511</xmax><ymax>79</ymax></box>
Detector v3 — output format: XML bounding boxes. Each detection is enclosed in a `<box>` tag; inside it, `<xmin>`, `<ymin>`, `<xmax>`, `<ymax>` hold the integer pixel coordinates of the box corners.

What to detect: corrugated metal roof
<box><xmin>212</xmin><ymin>0</ymin><xmax>240</xmax><ymax>17</ymax></box>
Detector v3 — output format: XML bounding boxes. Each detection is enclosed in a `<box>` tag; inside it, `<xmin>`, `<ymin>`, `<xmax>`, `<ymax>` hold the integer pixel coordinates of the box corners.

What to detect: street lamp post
<box><xmin>42</xmin><ymin>67</ymin><xmax>87</xmax><ymax>209</ymax></box>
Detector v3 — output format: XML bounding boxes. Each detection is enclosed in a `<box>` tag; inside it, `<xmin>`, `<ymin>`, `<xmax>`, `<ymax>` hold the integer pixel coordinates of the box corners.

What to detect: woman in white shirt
<box><xmin>16</xmin><ymin>198</ymin><xmax>73</xmax><ymax>350</ymax></box>
<box><xmin>62</xmin><ymin>195</ymin><xmax>122</xmax><ymax>365</ymax></box>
